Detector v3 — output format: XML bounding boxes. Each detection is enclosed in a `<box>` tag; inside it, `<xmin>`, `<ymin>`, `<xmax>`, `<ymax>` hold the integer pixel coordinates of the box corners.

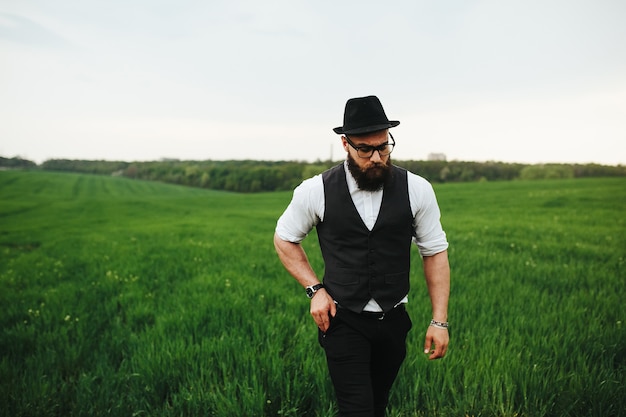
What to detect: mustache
<box><xmin>367</xmin><ymin>163</ymin><xmax>386</xmax><ymax>169</ymax></box>
<box><xmin>363</xmin><ymin>160</ymin><xmax>390</xmax><ymax>172</ymax></box>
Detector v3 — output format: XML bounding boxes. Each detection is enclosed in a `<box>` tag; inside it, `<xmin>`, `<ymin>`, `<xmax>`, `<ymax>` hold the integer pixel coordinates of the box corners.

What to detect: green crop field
<box><xmin>1</xmin><ymin>170</ymin><xmax>624</xmax><ymax>417</ymax></box>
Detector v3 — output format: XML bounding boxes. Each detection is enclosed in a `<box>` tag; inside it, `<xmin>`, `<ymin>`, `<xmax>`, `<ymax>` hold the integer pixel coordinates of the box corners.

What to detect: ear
<box><xmin>341</xmin><ymin>136</ymin><xmax>349</xmax><ymax>152</ymax></box>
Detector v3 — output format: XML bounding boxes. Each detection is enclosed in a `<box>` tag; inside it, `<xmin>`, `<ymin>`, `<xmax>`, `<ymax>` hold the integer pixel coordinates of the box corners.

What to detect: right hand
<box><xmin>310</xmin><ymin>289</ymin><xmax>336</xmax><ymax>332</ymax></box>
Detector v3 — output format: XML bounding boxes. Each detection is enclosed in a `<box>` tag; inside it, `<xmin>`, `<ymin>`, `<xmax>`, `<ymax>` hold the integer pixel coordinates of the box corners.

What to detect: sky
<box><xmin>1</xmin><ymin>0</ymin><xmax>625</xmax><ymax>165</ymax></box>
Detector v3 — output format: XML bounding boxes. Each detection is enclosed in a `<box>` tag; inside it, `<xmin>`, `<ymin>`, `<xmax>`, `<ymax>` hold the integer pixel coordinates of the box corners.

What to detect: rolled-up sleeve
<box><xmin>408</xmin><ymin>174</ymin><xmax>449</xmax><ymax>257</ymax></box>
<box><xmin>275</xmin><ymin>175</ymin><xmax>324</xmax><ymax>243</ymax></box>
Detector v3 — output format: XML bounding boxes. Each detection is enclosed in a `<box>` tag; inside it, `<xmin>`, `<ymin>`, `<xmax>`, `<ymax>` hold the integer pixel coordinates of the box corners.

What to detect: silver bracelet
<box><xmin>430</xmin><ymin>319</ymin><xmax>449</xmax><ymax>329</ymax></box>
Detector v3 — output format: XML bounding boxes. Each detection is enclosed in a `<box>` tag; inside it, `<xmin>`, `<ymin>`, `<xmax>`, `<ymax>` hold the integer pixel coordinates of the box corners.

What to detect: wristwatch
<box><xmin>305</xmin><ymin>283</ymin><xmax>324</xmax><ymax>299</ymax></box>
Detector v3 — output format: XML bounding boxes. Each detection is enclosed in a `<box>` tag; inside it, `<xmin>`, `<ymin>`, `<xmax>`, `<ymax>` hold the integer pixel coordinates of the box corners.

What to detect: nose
<box><xmin>369</xmin><ymin>149</ymin><xmax>383</xmax><ymax>162</ymax></box>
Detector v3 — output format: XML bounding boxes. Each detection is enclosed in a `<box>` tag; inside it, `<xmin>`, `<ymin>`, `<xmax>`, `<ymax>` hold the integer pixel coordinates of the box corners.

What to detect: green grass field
<box><xmin>1</xmin><ymin>170</ymin><xmax>624</xmax><ymax>417</ymax></box>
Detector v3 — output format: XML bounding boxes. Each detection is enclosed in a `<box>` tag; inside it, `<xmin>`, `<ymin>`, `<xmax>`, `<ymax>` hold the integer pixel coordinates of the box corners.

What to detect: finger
<box><xmin>429</xmin><ymin>346</ymin><xmax>442</xmax><ymax>360</ymax></box>
<box><xmin>430</xmin><ymin>340</ymin><xmax>449</xmax><ymax>360</ymax></box>
<box><xmin>424</xmin><ymin>340</ymin><xmax>432</xmax><ymax>356</ymax></box>
<box><xmin>319</xmin><ymin>313</ymin><xmax>330</xmax><ymax>332</ymax></box>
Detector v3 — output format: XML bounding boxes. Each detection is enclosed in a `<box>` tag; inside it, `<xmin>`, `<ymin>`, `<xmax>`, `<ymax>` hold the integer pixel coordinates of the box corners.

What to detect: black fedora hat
<box><xmin>333</xmin><ymin>95</ymin><xmax>400</xmax><ymax>135</ymax></box>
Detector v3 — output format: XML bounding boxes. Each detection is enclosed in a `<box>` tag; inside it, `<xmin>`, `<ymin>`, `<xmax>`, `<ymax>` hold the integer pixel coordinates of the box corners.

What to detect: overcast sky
<box><xmin>1</xmin><ymin>0</ymin><xmax>625</xmax><ymax>165</ymax></box>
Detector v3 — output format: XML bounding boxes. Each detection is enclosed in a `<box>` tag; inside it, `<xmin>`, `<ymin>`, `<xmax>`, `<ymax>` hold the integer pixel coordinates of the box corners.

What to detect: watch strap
<box><xmin>306</xmin><ymin>283</ymin><xmax>324</xmax><ymax>298</ymax></box>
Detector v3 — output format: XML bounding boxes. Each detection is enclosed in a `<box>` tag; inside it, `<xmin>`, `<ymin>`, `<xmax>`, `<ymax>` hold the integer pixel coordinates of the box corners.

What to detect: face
<box><xmin>342</xmin><ymin>129</ymin><xmax>392</xmax><ymax>191</ymax></box>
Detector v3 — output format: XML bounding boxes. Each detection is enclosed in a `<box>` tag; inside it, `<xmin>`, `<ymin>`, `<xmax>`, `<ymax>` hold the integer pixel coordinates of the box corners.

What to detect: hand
<box><xmin>310</xmin><ymin>289</ymin><xmax>336</xmax><ymax>332</ymax></box>
<box><xmin>424</xmin><ymin>326</ymin><xmax>449</xmax><ymax>360</ymax></box>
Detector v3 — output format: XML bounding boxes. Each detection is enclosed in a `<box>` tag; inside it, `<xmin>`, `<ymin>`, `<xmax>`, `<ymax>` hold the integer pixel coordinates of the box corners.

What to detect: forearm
<box><xmin>273</xmin><ymin>232</ymin><xmax>321</xmax><ymax>288</ymax></box>
<box><xmin>423</xmin><ymin>250</ymin><xmax>450</xmax><ymax>322</ymax></box>
<box><xmin>274</xmin><ymin>232</ymin><xmax>336</xmax><ymax>331</ymax></box>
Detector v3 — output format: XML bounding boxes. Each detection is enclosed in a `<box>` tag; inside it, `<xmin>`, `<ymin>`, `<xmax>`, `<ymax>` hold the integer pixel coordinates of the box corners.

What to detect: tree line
<box><xmin>2</xmin><ymin>156</ymin><xmax>624</xmax><ymax>193</ymax></box>
<box><xmin>0</xmin><ymin>156</ymin><xmax>38</xmax><ymax>170</ymax></box>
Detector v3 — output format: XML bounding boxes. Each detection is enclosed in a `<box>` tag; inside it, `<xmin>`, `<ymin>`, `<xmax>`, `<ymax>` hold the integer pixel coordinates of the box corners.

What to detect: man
<box><xmin>274</xmin><ymin>95</ymin><xmax>450</xmax><ymax>417</ymax></box>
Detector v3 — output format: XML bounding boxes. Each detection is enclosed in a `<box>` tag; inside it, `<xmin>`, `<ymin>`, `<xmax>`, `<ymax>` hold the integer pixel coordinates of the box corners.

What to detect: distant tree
<box><xmin>519</xmin><ymin>165</ymin><xmax>574</xmax><ymax>180</ymax></box>
<box><xmin>0</xmin><ymin>156</ymin><xmax>37</xmax><ymax>169</ymax></box>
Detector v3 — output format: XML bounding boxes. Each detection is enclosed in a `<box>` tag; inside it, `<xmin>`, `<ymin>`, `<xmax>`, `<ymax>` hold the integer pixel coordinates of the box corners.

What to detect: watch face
<box><xmin>306</xmin><ymin>284</ymin><xmax>322</xmax><ymax>298</ymax></box>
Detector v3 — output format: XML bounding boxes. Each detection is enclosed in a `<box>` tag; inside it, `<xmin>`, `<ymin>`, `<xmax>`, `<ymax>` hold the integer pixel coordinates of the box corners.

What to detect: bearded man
<box><xmin>274</xmin><ymin>95</ymin><xmax>450</xmax><ymax>417</ymax></box>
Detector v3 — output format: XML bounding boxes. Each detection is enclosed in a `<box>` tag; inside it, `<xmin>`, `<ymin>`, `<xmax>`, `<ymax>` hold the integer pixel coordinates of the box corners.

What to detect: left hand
<box><xmin>423</xmin><ymin>326</ymin><xmax>449</xmax><ymax>360</ymax></box>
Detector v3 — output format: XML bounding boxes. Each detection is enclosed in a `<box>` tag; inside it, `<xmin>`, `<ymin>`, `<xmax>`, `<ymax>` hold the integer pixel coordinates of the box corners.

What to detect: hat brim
<box><xmin>333</xmin><ymin>121</ymin><xmax>400</xmax><ymax>135</ymax></box>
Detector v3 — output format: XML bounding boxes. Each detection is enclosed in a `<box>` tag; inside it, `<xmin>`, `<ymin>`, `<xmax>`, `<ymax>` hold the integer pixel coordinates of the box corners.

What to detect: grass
<box><xmin>0</xmin><ymin>170</ymin><xmax>624</xmax><ymax>416</ymax></box>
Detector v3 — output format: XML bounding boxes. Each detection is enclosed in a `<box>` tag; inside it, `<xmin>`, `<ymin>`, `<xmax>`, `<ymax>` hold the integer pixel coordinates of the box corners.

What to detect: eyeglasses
<box><xmin>344</xmin><ymin>133</ymin><xmax>395</xmax><ymax>159</ymax></box>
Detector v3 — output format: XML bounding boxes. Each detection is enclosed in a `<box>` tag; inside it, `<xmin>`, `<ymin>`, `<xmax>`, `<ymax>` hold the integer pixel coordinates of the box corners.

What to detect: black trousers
<box><xmin>318</xmin><ymin>305</ymin><xmax>413</xmax><ymax>417</ymax></box>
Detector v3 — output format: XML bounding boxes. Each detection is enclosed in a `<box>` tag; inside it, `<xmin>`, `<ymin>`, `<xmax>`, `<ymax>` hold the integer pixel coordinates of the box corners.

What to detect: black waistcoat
<box><xmin>317</xmin><ymin>163</ymin><xmax>414</xmax><ymax>313</ymax></box>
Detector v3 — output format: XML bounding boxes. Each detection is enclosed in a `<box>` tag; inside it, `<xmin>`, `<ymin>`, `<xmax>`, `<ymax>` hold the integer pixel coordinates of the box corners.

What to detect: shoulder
<box><xmin>405</xmin><ymin>169</ymin><xmax>434</xmax><ymax>191</ymax></box>
<box><xmin>404</xmin><ymin>169</ymin><xmax>438</xmax><ymax>212</ymax></box>
<box><xmin>291</xmin><ymin>172</ymin><xmax>325</xmax><ymax>210</ymax></box>
<box><xmin>276</xmin><ymin>173</ymin><xmax>325</xmax><ymax>240</ymax></box>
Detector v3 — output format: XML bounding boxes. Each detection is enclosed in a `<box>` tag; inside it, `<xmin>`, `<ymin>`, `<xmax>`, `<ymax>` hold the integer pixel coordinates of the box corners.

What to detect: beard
<box><xmin>347</xmin><ymin>153</ymin><xmax>392</xmax><ymax>191</ymax></box>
